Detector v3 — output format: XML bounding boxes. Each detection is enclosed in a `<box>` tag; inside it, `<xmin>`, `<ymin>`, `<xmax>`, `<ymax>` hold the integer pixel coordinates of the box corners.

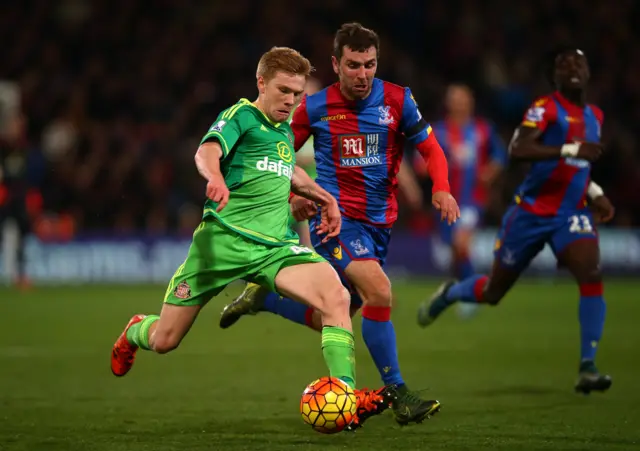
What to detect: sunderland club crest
<box><xmin>174</xmin><ymin>281</ymin><xmax>192</xmax><ymax>299</ymax></box>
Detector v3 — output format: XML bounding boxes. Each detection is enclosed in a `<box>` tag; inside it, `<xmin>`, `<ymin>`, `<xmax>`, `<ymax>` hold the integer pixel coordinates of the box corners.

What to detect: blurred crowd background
<box><xmin>1</xmin><ymin>0</ymin><xmax>639</xmax><ymax>238</ymax></box>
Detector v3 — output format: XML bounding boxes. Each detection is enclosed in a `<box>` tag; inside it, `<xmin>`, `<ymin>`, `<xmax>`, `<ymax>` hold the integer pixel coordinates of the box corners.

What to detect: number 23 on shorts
<box><xmin>568</xmin><ymin>214</ymin><xmax>594</xmax><ymax>234</ymax></box>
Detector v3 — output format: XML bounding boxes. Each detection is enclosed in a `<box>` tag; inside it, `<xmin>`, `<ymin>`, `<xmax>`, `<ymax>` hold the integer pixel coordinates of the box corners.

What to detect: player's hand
<box><xmin>316</xmin><ymin>199</ymin><xmax>341</xmax><ymax>243</ymax></box>
<box><xmin>432</xmin><ymin>191</ymin><xmax>460</xmax><ymax>225</ymax></box>
<box><xmin>290</xmin><ymin>195</ymin><xmax>318</xmax><ymax>222</ymax></box>
<box><xmin>206</xmin><ymin>173</ymin><xmax>230</xmax><ymax>212</ymax></box>
<box><xmin>591</xmin><ymin>195</ymin><xmax>615</xmax><ymax>223</ymax></box>
<box><xmin>577</xmin><ymin>143</ymin><xmax>604</xmax><ymax>162</ymax></box>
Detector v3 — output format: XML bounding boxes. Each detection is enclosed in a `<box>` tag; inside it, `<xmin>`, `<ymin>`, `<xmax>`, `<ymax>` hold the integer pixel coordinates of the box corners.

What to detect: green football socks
<box><xmin>126</xmin><ymin>315</ymin><xmax>160</xmax><ymax>351</ymax></box>
<box><xmin>321</xmin><ymin>326</ymin><xmax>357</xmax><ymax>388</ymax></box>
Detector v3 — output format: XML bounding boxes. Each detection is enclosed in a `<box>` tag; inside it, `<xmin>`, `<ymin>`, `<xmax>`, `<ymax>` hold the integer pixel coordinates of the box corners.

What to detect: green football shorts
<box><xmin>164</xmin><ymin>217</ymin><xmax>326</xmax><ymax>307</ymax></box>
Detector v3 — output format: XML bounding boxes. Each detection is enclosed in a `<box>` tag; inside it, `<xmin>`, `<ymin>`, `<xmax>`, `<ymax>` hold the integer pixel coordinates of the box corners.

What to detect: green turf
<box><xmin>0</xmin><ymin>279</ymin><xmax>638</xmax><ymax>450</ymax></box>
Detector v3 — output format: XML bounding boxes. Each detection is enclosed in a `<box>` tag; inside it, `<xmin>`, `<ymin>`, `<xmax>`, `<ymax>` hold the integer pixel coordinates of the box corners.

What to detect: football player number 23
<box><xmin>568</xmin><ymin>215</ymin><xmax>593</xmax><ymax>234</ymax></box>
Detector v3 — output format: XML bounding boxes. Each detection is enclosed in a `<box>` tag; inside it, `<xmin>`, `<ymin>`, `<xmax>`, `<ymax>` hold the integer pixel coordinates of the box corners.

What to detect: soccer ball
<box><xmin>300</xmin><ymin>376</ymin><xmax>358</xmax><ymax>434</ymax></box>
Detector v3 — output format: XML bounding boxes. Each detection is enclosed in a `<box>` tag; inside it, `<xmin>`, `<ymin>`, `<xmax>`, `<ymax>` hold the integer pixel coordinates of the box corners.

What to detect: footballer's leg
<box><xmin>219</xmin><ymin>282</ymin><xmax>271</xmax><ymax>329</ymax></box>
<box><xmin>418</xmin><ymin>205</ymin><xmax>543</xmax><ymax>326</ymax></box>
<box><xmin>294</xmin><ymin>247</ymin><xmax>364</xmax><ymax>332</ymax></box>
<box><xmin>344</xmin><ymin>259</ymin><xmax>440</xmax><ymax>425</ymax></box>
<box><xmin>274</xmin><ymin>261</ymin><xmax>355</xmax><ymax>382</ymax></box>
<box><xmin>316</xmin><ymin>221</ymin><xmax>406</xmax><ymax>394</ymax></box>
<box><xmin>419</xmin><ymin>259</ymin><xmax>521</xmax><ymax>328</ymax></box>
<box><xmin>219</xmin><ymin>279</ymin><xmax>323</xmax><ymax>330</ymax></box>
<box><xmin>313</xmin><ymin>219</ymin><xmax>440</xmax><ymax>425</ymax></box>
<box><xmin>111</xmin><ymin>219</ymin><xmax>231</xmax><ymax>377</ymax></box>
<box><xmin>254</xmin><ymin>248</ymin><xmax>395</xmax><ymax>430</ymax></box>
<box><xmin>220</xmin><ymin>217</ymin><xmax>361</xmax><ymax>330</ymax></box>
<box><xmin>111</xmin><ymin>276</ymin><xmax>205</xmax><ymax>376</ymax></box>
<box><xmin>552</xmin><ymin>213</ymin><xmax>611</xmax><ymax>394</ymax></box>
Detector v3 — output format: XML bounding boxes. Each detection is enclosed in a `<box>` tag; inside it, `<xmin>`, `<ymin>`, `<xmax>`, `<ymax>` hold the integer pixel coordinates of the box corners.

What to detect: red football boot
<box><xmin>111</xmin><ymin>314</ymin><xmax>146</xmax><ymax>377</ymax></box>
<box><xmin>346</xmin><ymin>385</ymin><xmax>396</xmax><ymax>431</ymax></box>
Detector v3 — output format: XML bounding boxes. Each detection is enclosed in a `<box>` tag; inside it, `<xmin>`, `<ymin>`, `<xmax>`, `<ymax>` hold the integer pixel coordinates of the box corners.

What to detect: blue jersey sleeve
<box><xmin>400</xmin><ymin>87</ymin><xmax>432</xmax><ymax>145</ymax></box>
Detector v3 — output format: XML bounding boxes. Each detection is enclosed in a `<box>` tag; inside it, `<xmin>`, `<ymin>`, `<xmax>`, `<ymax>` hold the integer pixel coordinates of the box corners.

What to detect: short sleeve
<box><xmin>520</xmin><ymin>97</ymin><xmax>557</xmax><ymax>132</ymax></box>
<box><xmin>400</xmin><ymin>87</ymin><xmax>432</xmax><ymax>145</ymax></box>
<box><xmin>200</xmin><ymin>104</ymin><xmax>248</xmax><ymax>158</ymax></box>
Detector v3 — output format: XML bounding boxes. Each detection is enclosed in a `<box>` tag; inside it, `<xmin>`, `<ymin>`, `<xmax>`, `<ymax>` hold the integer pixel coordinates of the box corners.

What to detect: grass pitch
<box><xmin>1</xmin><ymin>279</ymin><xmax>638</xmax><ymax>450</ymax></box>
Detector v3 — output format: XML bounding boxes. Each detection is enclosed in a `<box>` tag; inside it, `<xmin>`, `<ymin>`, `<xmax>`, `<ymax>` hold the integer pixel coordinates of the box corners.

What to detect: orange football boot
<box><xmin>111</xmin><ymin>314</ymin><xmax>146</xmax><ymax>377</ymax></box>
<box><xmin>346</xmin><ymin>385</ymin><xmax>396</xmax><ymax>431</ymax></box>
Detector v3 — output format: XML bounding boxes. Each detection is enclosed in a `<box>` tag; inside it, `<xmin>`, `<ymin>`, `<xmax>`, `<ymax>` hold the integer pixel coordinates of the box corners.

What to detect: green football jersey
<box><xmin>199</xmin><ymin>98</ymin><xmax>298</xmax><ymax>246</ymax></box>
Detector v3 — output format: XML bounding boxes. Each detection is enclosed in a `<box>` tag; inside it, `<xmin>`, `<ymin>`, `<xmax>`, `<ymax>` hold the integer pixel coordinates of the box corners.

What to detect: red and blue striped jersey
<box><xmin>515</xmin><ymin>91</ymin><xmax>603</xmax><ymax>216</ymax></box>
<box><xmin>432</xmin><ymin>118</ymin><xmax>506</xmax><ymax>207</ymax></box>
<box><xmin>291</xmin><ymin>78</ymin><xmax>432</xmax><ymax>228</ymax></box>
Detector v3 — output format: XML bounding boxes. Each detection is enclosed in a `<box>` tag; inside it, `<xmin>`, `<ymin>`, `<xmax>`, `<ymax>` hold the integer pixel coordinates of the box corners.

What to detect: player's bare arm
<box><xmin>509</xmin><ymin>125</ymin><xmax>603</xmax><ymax>162</ymax></box>
<box><xmin>291</xmin><ymin>166</ymin><xmax>341</xmax><ymax>241</ymax></box>
<box><xmin>588</xmin><ymin>181</ymin><xmax>615</xmax><ymax>223</ymax></box>
<box><xmin>195</xmin><ymin>141</ymin><xmax>230</xmax><ymax>212</ymax></box>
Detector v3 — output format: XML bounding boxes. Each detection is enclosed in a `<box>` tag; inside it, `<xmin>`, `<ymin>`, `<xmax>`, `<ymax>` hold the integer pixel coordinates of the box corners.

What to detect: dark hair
<box><xmin>333</xmin><ymin>22</ymin><xmax>380</xmax><ymax>60</ymax></box>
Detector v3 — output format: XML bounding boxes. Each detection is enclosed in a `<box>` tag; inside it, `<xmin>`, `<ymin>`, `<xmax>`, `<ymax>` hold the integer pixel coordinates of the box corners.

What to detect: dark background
<box><xmin>2</xmin><ymin>0</ymin><xmax>638</xmax><ymax>236</ymax></box>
